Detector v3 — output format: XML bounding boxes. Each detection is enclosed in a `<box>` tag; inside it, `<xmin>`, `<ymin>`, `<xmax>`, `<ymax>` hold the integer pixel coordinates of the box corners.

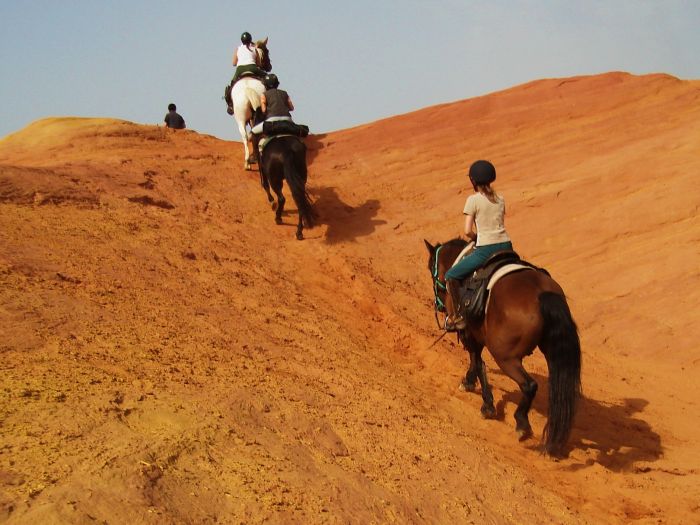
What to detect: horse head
<box><xmin>425</xmin><ymin>238</ymin><xmax>468</xmax><ymax>318</ymax></box>
<box><xmin>256</xmin><ymin>37</ymin><xmax>272</xmax><ymax>72</ymax></box>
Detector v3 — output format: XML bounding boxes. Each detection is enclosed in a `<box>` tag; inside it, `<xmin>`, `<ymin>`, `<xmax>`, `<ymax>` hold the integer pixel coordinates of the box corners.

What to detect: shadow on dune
<box><xmin>310</xmin><ymin>186</ymin><xmax>386</xmax><ymax>244</ymax></box>
<box><xmin>488</xmin><ymin>371</ymin><xmax>662</xmax><ymax>471</ymax></box>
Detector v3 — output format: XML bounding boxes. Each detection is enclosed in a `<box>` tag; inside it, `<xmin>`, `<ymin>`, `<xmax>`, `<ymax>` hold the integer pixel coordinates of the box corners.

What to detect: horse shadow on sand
<box><xmin>261</xmin><ymin>184</ymin><xmax>386</xmax><ymax>243</ymax></box>
<box><xmin>484</xmin><ymin>370</ymin><xmax>661</xmax><ymax>471</ymax></box>
<box><xmin>265</xmin><ymin>134</ymin><xmax>386</xmax><ymax>242</ymax></box>
<box><xmin>309</xmin><ymin>186</ymin><xmax>386</xmax><ymax>243</ymax></box>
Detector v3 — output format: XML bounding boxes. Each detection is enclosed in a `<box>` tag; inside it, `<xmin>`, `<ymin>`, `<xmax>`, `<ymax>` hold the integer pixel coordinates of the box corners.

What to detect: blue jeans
<box><xmin>445</xmin><ymin>241</ymin><xmax>513</xmax><ymax>281</ymax></box>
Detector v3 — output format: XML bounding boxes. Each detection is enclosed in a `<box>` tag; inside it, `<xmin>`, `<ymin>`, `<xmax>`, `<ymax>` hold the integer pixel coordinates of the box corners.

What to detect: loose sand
<box><xmin>1</xmin><ymin>72</ymin><xmax>699</xmax><ymax>524</ymax></box>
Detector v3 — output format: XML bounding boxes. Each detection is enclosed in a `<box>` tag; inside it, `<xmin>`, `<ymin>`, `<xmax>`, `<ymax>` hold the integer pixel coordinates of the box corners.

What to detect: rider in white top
<box><xmin>231</xmin><ymin>31</ymin><xmax>266</xmax><ymax>85</ymax></box>
<box><xmin>234</xmin><ymin>43</ymin><xmax>257</xmax><ymax>66</ymax></box>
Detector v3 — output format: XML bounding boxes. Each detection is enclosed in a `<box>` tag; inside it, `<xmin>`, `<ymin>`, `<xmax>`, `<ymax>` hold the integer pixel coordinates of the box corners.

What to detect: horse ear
<box><xmin>262</xmin><ymin>37</ymin><xmax>268</xmax><ymax>46</ymax></box>
<box><xmin>424</xmin><ymin>239</ymin><xmax>435</xmax><ymax>253</ymax></box>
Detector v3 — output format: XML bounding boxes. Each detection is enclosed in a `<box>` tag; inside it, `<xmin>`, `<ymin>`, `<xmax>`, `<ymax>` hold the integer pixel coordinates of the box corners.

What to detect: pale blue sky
<box><xmin>1</xmin><ymin>1</ymin><xmax>698</xmax><ymax>141</ymax></box>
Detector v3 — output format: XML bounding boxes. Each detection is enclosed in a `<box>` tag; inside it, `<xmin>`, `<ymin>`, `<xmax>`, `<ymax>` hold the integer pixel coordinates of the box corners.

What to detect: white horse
<box><xmin>230</xmin><ymin>38</ymin><xmax>271</xmax><ymax>170</ymax></box>
<box><xmin>232</xmin><ymin>78</ymin><xmax>265</xmax><ymax>170</ymax></box>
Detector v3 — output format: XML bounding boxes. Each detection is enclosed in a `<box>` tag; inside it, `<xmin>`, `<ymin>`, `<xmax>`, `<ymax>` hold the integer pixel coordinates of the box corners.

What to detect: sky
<box><xmin>1</xmin><ymin>1</ymin><xmax>699</xmax><ymax>141</ymax></box>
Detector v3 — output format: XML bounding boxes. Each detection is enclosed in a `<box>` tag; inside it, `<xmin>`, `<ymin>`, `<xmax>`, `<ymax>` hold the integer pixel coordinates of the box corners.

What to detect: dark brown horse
<box><xmin>425</xmin><ymin>238</ymin><xmax>581</xmax><ymax>456</ymax></box>
<box><xmin>259</xmin><ymin>136</ymin><xmax>315</xmax><ymax>240</ymax></box>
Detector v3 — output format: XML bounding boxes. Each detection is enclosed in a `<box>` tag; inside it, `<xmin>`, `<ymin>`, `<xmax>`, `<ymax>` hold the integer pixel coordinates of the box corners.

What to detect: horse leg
<box><xmin>235</xmin><ymin>118</ymin><xmax>252</xmax><ymax>170</ymax></box>
<box><xmin>461</xmin><ymin>349</ymin><xmax>480</xmax><ymax>392</ymax></box>
<box><xmin>459</xmin><ymin>332</ymin><xmax>480</xmax><ymax>391</ymax></box>
<box><xmin>259</xmin><ymin>169</ymin><xmax>275</xmax><ymax>207</ymax></box>
<box><xmin>273</xmin><ymin>186</ymin><xmax>285</xmax><ymax>224</ymax></box>
<box><xmin>498</xmin><ymin>357</ymin><xmax>538</xmax><ymax>441</ymax></box>
<box><xmin>459</xmin><ymin>333</ymin><xmax>496</xmax><ymax>418</ymax></box>
<box><xmin>296</xmin><ymin>211</ymin><xmax>304</xmax><ymax>240</ymax></box>
<box><xmin>475</xmin><ymin>354</ymin><xmax>496</xmax><ymax>418</ymax></box>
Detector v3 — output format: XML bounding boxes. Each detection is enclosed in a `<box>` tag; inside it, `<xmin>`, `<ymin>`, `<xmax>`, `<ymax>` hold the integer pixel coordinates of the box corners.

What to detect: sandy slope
<box><xmin>1</xmin><ymin>72</ymin><xmax>699</xmax><ymax>524</ymax></box>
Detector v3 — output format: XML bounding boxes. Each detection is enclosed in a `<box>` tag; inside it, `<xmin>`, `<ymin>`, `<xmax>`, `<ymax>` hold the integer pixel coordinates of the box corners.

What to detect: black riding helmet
<box><xmin>264</xmin><ymin>73</ymin><xmax>279</xmax><ymax>89</ymax></box>
<box><xmin>241</xmin><ymin>31</ymin><xmax>252</xmax><ymax>45</ymax></box>
<box><xmin>469</xmin><ymin>160</ymin><xmax>496</xmax><ymax>186</ymax></box>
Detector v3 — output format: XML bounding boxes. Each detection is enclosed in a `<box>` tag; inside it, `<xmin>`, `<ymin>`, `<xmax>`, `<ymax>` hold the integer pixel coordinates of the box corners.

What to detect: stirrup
<box><xmin>445</xmin><ymin>314</ymin><xmax>466</xmax><ymax>332</ymax></box>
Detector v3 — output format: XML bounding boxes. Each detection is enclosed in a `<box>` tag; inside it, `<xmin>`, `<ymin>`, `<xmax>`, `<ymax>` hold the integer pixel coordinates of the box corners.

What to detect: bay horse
<box><xmin>259</xmin><ymin>136</ymin><xmax>315</xmax><ymax>240</ymax></box>
<box><xmin>425</xmin><ymin>238</ymin><xmax>581</xmax><ymax>456</ymax></box>
<box><xmin>230</xmin><ymin>38</ymin><xmax>272</xmax><ymax>170</ymax></box>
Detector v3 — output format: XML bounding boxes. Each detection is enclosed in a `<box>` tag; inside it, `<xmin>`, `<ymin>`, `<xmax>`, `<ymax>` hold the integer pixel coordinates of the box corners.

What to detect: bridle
<box><xmin>430</xmin><ymin>244</ymin><xmax>448</xmax><ymax>328</ymax></box>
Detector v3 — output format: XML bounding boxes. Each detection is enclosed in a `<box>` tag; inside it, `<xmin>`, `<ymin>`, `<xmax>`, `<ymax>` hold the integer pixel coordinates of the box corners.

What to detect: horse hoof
<box><xmin>460</xmin><ymin>382</ymin><xmax>477</xmax><ymax>393</ymax></box>
<box><xmin>270</xmin><ymin>201</ymin><xmax>277</xmax><ymax>210</ymax></box>
<box><xmin>517</xmin><ymin>427</ymin><xmax>533</xmax><ymax>441</ymax></box>
<box><xmin>275</xmin><ymin>218</ymin><xmax>282</xmax><ymax>225</ymax></box>
<box><xmin>296</xmin><ymin>232</ymin><xmax>304</xmax><ymax>240</ymax></box>
<box><xmin>480</xmin><ymin>406</ymin><xmax>496</xmax><ymax>419</ymax></box>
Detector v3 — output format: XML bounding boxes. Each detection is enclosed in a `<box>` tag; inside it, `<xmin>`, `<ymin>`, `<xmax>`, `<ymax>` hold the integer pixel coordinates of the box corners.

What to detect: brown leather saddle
<box><xmin>458</xmin><ymin>250</ymin><xmax>547</xmax><ymax>322</ymax></box>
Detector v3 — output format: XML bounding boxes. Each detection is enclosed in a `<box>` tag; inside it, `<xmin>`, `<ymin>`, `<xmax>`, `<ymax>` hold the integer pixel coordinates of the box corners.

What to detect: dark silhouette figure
<box><xmin>164</xmin><ymin>103</ymin><xmax>186</xmax><ymax>129</ymax></box>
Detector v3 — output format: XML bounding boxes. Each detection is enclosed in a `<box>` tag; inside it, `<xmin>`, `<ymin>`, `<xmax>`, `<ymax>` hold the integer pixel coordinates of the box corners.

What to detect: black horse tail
<box><xmin>539</xmin><ymin>291</ymin><xmax>581</xmax><ymax>455</ymax></box>
<box><xmin>283</xmin><ymin>145</ymin><xmax>315</xmax><ymax>228</ymax></box>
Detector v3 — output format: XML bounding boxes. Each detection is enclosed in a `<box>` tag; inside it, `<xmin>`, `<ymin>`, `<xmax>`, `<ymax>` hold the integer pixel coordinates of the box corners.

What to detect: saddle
<box><xmin>457</xmin><ymin>250</ymin><xmax>533</xmax><ymax>322</ymax></box>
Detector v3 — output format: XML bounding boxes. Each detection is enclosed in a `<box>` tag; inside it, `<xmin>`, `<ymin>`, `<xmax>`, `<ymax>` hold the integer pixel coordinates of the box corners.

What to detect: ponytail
<box><xmin>477</xmin><ymin>184</ymin><xmax>499</xmax><ymax>203</ymax></box>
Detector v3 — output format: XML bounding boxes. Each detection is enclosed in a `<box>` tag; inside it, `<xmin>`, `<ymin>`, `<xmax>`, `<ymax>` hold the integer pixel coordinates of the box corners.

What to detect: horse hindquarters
<box><xmin>281</xmin><ymin>142</ymin><xmax>314</xmax><ymax>239</ymax></box>
<box><xmin>539</xmin><ymin>292</ymin><xmax>582</xmax><ymax>455</ymax></box>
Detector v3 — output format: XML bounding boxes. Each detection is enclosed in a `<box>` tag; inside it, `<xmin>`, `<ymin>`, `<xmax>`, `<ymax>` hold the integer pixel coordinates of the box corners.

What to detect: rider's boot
<box><xmin>445</xmin><ymin>279</ymin><xmax>467</xmax><ymax>332</ymax></box>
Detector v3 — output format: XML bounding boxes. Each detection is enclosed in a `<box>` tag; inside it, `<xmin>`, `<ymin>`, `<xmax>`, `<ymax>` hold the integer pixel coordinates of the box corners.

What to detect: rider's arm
<box><xmin>463</xmin><ymin>214</ymin><xmax>477</xmax><ymax>242</ymax></box>
<box><xmin>260</xmin><ymin>94</ymin><xmax>267</xmax><ymax>113</ymax></box>
<box><xmin>232</xmin><ymin>51</ymin><xmax>238</xmax><ymax>66</ymax></box>
<box><xmin>287</xmin><ymin>96</ymin><xmax>294</xmax><ymax>111</ymax></box>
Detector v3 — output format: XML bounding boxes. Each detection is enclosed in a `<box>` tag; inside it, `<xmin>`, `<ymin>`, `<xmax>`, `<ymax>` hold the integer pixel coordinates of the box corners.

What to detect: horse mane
<box><xmin>254</xmin><ymin>38</ymin><xmax>271</xmax><ymax>72</ymax></box>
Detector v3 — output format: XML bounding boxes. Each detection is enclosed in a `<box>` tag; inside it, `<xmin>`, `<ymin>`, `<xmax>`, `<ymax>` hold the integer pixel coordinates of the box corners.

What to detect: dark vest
<box><xmin>164</xmin><ymin>111</ymin><xmax>185</xmax><ymax>129</ymax></box>
<box><xmin>264</xmin><ymin>88</ymin><xmax>291</xmax><ymax>118</ymax></box>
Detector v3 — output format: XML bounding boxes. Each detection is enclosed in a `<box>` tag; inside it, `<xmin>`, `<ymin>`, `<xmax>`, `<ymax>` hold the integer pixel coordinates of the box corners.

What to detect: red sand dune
<box><xmin>1</xmin><ymin>72</ymin><xmax>699</xmax><ymax>523</ymax></box>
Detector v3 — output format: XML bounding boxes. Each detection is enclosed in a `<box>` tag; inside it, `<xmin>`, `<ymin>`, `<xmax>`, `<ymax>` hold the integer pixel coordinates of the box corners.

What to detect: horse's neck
<box><xmin>451</xmin><ymin>242</ymin><xmax>475</xmax><ymax>267</ymax></box>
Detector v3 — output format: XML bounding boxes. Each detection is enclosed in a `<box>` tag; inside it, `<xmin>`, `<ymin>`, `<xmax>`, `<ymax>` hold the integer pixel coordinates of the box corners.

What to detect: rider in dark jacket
<box><xmin>250</xmin><ymin>74</ymin><xmax>295</xmax><ymax>135</ymax></box>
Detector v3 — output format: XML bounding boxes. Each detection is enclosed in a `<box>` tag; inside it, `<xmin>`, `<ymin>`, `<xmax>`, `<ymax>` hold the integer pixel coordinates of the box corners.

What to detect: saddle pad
<box><xmin>484</xmin><ymin>264</ymin><xmax>533</xmax><ymax>316</ymax></box>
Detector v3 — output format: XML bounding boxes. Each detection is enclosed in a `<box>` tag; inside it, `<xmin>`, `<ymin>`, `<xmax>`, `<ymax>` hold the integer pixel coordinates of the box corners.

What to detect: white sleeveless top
<box><xmin>236</xmin><ymin>44</ymin><xmax>257</xmax><ymax>66</ymax></box>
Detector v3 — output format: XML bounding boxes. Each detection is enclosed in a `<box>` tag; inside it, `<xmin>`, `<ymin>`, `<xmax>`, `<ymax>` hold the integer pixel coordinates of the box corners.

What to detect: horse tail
<box><xmin>244</xmin><ymin>87</ymin><xmax>261</xmax><ymax>111</ymax></box>
<box><xmin>283</xmin><ymin>144</ymin><xmax>315</xmax><ymax>228</ymax></box>
<box><xmin>539</xmin><ymin>291</ymin><xmax>581</xmax><ymax>455</ymax></box>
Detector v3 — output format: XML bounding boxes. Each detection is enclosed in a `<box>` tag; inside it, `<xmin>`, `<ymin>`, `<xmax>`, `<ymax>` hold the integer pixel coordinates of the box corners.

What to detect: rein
<box><xmin>431</xmin><ymin>245</ymin><xmax>447</xmax><ymax>329</ymax></box>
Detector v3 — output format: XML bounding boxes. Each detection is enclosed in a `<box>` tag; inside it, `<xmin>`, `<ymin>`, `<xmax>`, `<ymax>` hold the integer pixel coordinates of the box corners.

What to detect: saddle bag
<box><xmin>263</xmin><ymin>120</ymin><xmax>309</xmax><ymax>137</ymax></box>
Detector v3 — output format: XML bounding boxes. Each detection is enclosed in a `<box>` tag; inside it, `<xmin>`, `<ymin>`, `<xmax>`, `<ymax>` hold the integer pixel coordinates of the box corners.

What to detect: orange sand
<box><xmin>1</xmin><ymin>72</ymin><xmax>699</xmax><ymax>523</ymax></box>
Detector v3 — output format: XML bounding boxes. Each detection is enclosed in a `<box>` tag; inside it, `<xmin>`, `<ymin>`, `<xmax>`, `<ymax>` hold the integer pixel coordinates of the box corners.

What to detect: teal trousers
<box><xmin>445</xmin><ymin>241</ymin><xmax>513</xmax><ymax>281</ymax></box>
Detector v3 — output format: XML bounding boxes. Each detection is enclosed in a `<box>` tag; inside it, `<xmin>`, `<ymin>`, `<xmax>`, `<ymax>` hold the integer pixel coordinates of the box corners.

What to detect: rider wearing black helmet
<box><xmin>443</xmin><ymin>160</ymin><xmax>514</xmax><ymax>331</ymax></box>
<box><xmin>231</xmin><ymin>31</ymin><xmax>266</xmax><ymax>86</ymax></box>
<box><xmin>250</xmin><ymin>74</ymin><xmax>295</xmax><ymax>135</ymax></box>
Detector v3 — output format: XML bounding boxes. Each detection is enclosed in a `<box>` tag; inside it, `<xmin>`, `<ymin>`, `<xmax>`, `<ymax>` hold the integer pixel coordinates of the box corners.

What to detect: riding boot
<box><xmin>445</xmin><ymin>279</ymin><xmax>467</xmax><ymax>332</ymax></box>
